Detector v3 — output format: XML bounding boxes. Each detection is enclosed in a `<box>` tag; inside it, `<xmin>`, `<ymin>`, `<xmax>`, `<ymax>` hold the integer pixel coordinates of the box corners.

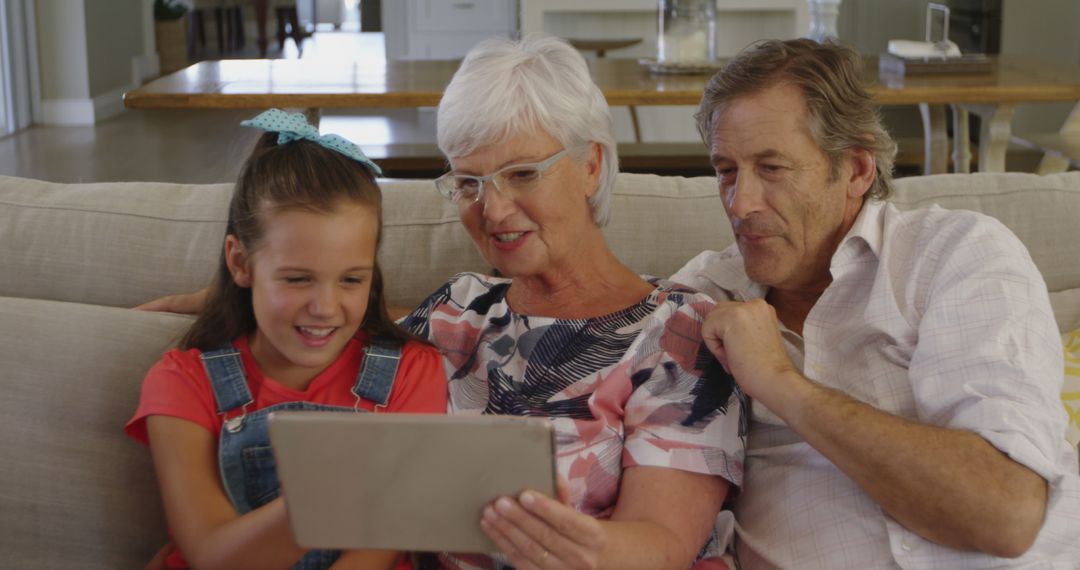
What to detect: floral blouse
<box><xmin>402</xmin><ymin>273</ymin><xmax>745</xmax><ymax>569</ymax></box>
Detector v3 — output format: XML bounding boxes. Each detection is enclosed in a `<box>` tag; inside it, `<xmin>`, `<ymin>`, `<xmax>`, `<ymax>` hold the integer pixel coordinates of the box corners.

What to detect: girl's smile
<box><xmin>226</xmin><ymin>202</ymin><xmax>379</xmax><ymax>390</ymax></box>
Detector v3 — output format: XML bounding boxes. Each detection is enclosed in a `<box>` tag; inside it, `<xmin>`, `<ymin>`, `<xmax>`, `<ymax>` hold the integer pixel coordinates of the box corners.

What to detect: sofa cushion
<box><xmin>0</xmin><ymin>297</ymin><xmax>192</xmax><ymax>570</ymax></box>
<box><xmin>0</xmin><ymin>176</ymin><xmax>231</xmax><ymax>309</ymax></box>
<box><xmin>379</xmin><ymin>178</ymin><xmax>488</xmax><ymax>308</ymax></box>
<box><xmin>602</xmin><ymin>174</ymin><xmax>732</xmax><ymax>282</ymax></box>
<box><xmin>2</xmin><ymin>172</ymin><xmax>1077</xmax><ymax>329</ymax></box>
<box><xmin>0</xmin><ymin>174</ymin><xmax>731</xmax><ymax>312</ymax></box>
<box><xmin>891</xmin><ymin>172</ymin><xmax>1080</xmax><ymax>293</ymax></box>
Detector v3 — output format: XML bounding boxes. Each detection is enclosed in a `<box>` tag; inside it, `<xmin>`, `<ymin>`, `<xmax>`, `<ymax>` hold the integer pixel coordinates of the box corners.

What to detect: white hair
<box><xmin>437</xmin><ymin>34</ymin><xmax>619</xmax><ymax>226</ymax></box>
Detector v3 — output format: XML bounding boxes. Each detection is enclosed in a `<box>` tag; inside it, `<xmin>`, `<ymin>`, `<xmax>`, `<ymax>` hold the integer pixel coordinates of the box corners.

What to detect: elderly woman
<box><xmin>137</xmin><ymin>34</ymin><xmax>744</xmax><ymax>570</ymax></box>
<box><xmin>400</xmin><ymin>35</ymin><xmax>744</xmax><ymax>569</ymax></box>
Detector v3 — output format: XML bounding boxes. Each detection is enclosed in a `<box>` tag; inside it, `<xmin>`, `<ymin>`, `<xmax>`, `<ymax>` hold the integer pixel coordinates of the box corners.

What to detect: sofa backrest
<box><xmin>889</xmin><ymin>172</ymin><xmax>1080</xmax><ymax>332</ymax></box>
<box><xmin>0</xmin><ymin>173</ymin><xmax>730</xmax><ymax>313</ymax></box>
<box><xmin>1</xmin><ymin>171</ymin><xmax>1077</xmax><ymax>330</ymax></box>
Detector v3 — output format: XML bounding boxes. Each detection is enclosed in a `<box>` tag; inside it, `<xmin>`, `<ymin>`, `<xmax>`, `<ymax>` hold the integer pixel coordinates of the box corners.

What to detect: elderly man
<box><xmin>679</xmin><ymin>39</ymin><xmax>1080</xmax><ymax>568</ymax></box>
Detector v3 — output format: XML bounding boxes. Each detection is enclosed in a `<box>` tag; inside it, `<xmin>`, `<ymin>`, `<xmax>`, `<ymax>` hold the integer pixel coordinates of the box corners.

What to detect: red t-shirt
<box><xmin>126</xmin><ymin>333</ymin><xmax>447</xmax><ymax>443</ymax></box>
<box><xmin>126</xmin><ymin>332</ymin><xmax>447</xmax><ymax>569</ymax></box>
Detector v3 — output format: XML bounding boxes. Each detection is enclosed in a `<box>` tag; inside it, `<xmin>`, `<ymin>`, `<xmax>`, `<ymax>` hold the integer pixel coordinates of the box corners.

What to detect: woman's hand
<box><xmin>481</xmin><ymin>490</ymin><xmax>606</xmax><ymax>570</ymax></box>
<box><xmin>134</xmin><ymin>287</ymin><xmax>210</xmax><ymax>314</ymax></box>
<box><xmin>482</xmin><ymin>467</ymin><xmax>728</xmax><ymax>570</ymax></box>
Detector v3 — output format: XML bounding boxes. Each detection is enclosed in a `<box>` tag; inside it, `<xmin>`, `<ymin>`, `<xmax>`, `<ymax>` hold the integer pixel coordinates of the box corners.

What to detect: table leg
<box><xmin>958</xmin><ymin>103</ymin><xmax>1016</xmax><ymax>172</ymax></box>
<box><xmin>919</xmin><ymin>103</ymin><xmax>949</xmax><ymax>175</ymax></box>
<box><xmin>628</xmin><ymin>106</ymin><xmax>642</xmax><ymax>143</ymax></box>
<box><xmin>950</xmin><ymin>104</ymin><xmax>971</xmax><ymax>173</ymax></box>
<box><xmin>1036</xmin><ymin>101</ymin><xmax>1080</xmax><ymax>174</ymax></box>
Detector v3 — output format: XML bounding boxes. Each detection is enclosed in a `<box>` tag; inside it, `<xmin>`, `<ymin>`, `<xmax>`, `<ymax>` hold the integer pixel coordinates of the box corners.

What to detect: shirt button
<box><xmin>901</xmin><ymin>540</ymin><xmax>912</xmax><ymax>551</ymax></box>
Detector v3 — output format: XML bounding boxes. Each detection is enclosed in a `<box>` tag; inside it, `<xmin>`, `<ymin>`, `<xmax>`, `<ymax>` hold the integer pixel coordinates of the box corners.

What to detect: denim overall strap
<box><xmin>351</xmin><ymin>339</ymin><xmax>402</xmax><ymax>408</ymax></box>
<box><xmin>201</xmin><ymin>344</ymin><xmax>341</xmax><ymax>569</ymax></box>
<box><xmin>200</xmin><ymin>344</ymin><xmax>254</xmax><ymax>416</ymax></box>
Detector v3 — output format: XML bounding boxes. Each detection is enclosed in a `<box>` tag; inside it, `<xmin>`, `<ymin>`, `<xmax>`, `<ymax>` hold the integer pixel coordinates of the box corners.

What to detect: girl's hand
<box><xmin>481</xmin><ymin>490</ymin><xmax>607</xmax><ymax>570</ymax></box>
<box><xmin>134</xmin><ymin>287</ymin><xmax>210</xmax><ymax>314</ymax></box>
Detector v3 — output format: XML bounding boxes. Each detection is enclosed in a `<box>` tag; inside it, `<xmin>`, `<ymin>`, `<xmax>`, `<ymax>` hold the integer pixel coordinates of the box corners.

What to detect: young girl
<box><xmin>125</xmin><ymin>109</ymin><xmax>448</xmax><ymax>570</ymax></box>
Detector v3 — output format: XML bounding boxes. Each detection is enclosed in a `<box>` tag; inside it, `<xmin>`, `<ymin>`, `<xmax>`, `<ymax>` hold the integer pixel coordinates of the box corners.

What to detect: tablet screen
<box><xmin>269</xmin><ymin>411</ymin><xmax>557</xmax><ymax>553</ymax></box>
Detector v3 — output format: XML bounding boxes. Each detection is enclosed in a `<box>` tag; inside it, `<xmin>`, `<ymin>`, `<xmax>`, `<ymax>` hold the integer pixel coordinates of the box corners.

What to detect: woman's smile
<box><xmin>491</xmin><ymin>231</ymin><xmax>529</xmax><ymax>249</ymax></box>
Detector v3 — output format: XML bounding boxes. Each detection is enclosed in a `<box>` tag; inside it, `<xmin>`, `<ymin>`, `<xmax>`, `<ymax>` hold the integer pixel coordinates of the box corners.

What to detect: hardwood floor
<box><xmin>0</xmin><ymin>108</ymin><xmax>260</xmax><ymax>184</ymax></box>
<box><xmin>0</xmin><ymin>28</ymin><xmax>410</xmax><ymax>185</ymax></box>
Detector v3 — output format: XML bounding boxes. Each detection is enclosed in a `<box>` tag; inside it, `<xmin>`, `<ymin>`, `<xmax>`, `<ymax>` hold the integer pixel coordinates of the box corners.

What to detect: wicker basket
<box><xmin>154</xmin><ymin>17</ymin><xmax>188</xmax><ymax>75</ymax></box>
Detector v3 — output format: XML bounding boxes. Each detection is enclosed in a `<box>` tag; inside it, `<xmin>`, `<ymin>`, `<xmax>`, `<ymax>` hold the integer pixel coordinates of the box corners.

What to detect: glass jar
<box><xmin>657</xmin><ymin>0</ymin><xmax>717</xmax><ymax>64</ymax></box>
<box><xmin>807</xmin><ymin>0</ymin><xmax>843</xmax><ymax>43</ymax></box>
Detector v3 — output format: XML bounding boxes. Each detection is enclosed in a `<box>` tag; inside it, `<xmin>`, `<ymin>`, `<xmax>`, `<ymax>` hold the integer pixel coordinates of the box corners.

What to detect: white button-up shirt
<box><xmin>671</xmin><ymin>199</ymin><xmax>1080</xmax><ymax>569</ymax></box>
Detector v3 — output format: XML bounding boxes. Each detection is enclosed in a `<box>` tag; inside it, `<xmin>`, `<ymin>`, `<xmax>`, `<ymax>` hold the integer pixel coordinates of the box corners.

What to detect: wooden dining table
<box><xmin>124</xmin><ymin>56</ymin><xmax>1080</xmax><ymax>174</ymax></box>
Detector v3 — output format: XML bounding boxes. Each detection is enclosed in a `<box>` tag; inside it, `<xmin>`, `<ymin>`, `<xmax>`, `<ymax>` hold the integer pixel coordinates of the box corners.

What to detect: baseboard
<box><xmin>40</xmin><ymin>98</ymin><xmax>96</xmax><ymax>126</ymax></box>
<box><xmin>92</xmin><ymin>84</ymin><xmax>131</xmax><ymax>122</ymax></box>
<box><xmin>39</xmin><ymin>84</ymin><xmax>133</xmax><ymax>126</ymax></box>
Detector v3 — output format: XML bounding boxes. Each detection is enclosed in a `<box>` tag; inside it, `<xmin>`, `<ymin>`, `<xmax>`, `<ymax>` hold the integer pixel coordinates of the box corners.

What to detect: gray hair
<box><xmin>437</xmin><ymin>34</ymin><xmax>619</xmax><ymax>225</ymax></box>
<box><xmin>695</xmin><ymin>39</ymin><xmax>897</xmax><ymax>201</ymax></box>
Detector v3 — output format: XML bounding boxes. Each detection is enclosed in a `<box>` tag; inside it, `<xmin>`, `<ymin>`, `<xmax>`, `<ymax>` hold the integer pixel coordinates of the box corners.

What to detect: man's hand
<box><xmin>701</xmin><ymin>299</ymin><xmax>804</xmax><ymax>412</ymax></box>
<box><xmin>702</xmin><ymin>301</ymin><xmax>1048</xmax><ymax>557</ymax></box>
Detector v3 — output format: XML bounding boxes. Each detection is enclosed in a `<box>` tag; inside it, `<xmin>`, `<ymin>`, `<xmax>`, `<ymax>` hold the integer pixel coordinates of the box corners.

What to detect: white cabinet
<box><xmin>383</xmin><ymin>0</ymin><xmax>518</xmax><ymax>60</ymax></box>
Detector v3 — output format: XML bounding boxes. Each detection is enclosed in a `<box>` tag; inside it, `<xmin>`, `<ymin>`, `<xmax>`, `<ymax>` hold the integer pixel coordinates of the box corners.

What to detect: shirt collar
<box><xmin>831</xmin><ymin>198</ymin><xmax>887</xmax><ymax>269</ymax></box>
<box><xmin>696</xmin><ymin>247</ymin><xmax>769</xmax><ymax>302</ymax></box>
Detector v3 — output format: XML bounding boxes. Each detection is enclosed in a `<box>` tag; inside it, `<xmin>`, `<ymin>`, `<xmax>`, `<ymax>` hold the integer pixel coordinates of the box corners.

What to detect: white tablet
<box><xmin>268</xmin><ymin>411</ymin><xmax>557</xmax><ymax>553</ymax></box>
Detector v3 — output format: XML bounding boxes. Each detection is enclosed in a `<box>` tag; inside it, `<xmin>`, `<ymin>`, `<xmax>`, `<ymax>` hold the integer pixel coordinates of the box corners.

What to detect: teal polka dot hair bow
<box><xmin>240</xmin><ymin>108</ymin><xmax>383</xmax><ymax>176</ymax></box>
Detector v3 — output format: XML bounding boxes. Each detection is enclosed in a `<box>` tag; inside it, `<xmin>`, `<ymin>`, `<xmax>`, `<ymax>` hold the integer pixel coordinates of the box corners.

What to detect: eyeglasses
<box><xmin>434</xmin><ymin>149</ymin><xmax>570</xmax><ymax>204</ymax></box>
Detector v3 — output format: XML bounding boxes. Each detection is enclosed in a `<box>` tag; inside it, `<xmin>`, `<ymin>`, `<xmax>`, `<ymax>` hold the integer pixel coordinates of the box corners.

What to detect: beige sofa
<box><xmin>2</xmin><ymin>171</ymin><xmax>1079</xmax><ymax>569</ymax></box>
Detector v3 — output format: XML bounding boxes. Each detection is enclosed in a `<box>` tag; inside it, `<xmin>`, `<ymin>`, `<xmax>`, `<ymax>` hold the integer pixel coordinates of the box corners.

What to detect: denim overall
<box><xmin>200</xmin><ymin>339</ymin><xmax>402</xmax><ymax>570</ymax></box>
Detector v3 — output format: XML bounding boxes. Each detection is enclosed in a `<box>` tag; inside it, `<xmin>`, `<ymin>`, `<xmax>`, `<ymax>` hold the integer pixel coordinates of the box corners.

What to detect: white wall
<box><xmin>36</xmin><ymin>0</ymin><xmax>89</xmax><ymax>101</ymax></box>
<box><xmin>35</xmin><ymin>0</ymin><xmax>155</xmax><ymax>125</ymax></box>
<box><xmin>85</xmin><ymin>0</ymin><xmax>145</xmax><ymax>97</ymax></box>
<box><xmin>1</xmin><ymin>0</ymin><xmax>39</xmax><ymax>133</ymax></box>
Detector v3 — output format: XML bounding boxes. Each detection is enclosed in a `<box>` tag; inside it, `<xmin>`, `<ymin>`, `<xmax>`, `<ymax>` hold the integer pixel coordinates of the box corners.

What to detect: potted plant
<box><xmin>154</xmin><ymin>0</ymin><xmax>189</xmax><ymax>75</ymax></box>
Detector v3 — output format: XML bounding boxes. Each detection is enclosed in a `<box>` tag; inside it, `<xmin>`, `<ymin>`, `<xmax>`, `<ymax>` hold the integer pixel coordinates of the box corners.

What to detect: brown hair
<box><xmin>181</xmin><ymin>132</ymin><xmax>416</xmax><ymax>350</ymax></box>
<box><xmin>695</xmin><ymin>38</ymin><xmax>897</xmax><ymax>200</ymax></box>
